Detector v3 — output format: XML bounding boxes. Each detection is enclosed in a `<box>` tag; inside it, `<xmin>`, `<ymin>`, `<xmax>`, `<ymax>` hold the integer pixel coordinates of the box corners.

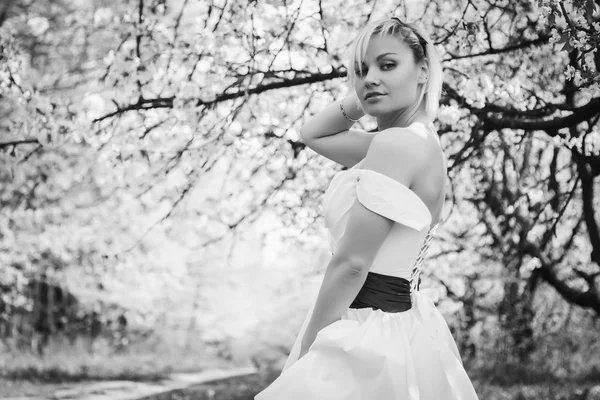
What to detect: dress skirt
<box><xmin>255</xmin><ymin>289</ymin><xmax>480</xmax><ymax>400</ymax></box>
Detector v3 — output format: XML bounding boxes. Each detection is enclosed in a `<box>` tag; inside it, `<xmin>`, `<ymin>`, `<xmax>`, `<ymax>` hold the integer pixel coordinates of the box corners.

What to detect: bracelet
<box><xmin>340</xmin><ymin>100</ymin><xmax>361</xmax><ymax>122</ymax></box>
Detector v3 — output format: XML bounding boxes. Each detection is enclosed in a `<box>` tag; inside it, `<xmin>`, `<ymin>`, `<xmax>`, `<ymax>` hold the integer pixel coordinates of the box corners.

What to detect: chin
<box><xmin>365</xmin><ymin>105</ymin><xmax>403</xmax><ymax>119</ymax></box>
<box><xmin>363</xmin><ymin>102</ymin><xmax>389</xmax><ymax>113</ymax></box>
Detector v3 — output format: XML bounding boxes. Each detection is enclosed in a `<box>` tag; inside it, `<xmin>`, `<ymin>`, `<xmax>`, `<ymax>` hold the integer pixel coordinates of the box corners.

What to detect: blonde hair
<box><xmin>346</xmin><ymin>18</ymin><xmax>443</xmax><ymax>124</ymax></box>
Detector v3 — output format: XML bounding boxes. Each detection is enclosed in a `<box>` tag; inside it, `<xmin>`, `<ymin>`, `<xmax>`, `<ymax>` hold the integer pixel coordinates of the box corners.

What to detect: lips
<box><xmin>364</xmin><ymin>92</ymin><xmax>385</xmax><ymax>100</ymax></box>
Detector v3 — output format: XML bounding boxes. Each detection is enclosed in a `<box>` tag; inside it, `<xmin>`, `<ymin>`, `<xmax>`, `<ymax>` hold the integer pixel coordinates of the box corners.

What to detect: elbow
<box><xmin>299</xmin><ymin>128</ymin><xmax>307</xmax><ymax>143</ymax></box>
<box><xmin>299</xmin><ymin>126</ymin><xmax>312</xmax><ymax>144</ymax></box>
<box><xmin>331</xmin><ymin>255</ymin><xmax>370</xmax><ymax>277</ymax></box>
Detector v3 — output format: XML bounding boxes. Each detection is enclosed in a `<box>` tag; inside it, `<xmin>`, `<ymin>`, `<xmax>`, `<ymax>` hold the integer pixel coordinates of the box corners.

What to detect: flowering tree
<box><xmin>1</xmin><ymin>0</ymin><xmax>599</xmax><ymax>361</ymax></box>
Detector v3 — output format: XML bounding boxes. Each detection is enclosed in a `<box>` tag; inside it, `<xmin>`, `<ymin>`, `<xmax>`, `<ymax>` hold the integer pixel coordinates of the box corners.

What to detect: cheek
<box><xmin>397</xmin><ymin>66</ymin><xmax>420</xmax><ymax>84</ymax></box>
<box><xmin>395</xmin><ymin>70</ymin><xmax>421</xmax><ymax>93</ymax></box>
<box><xmin>388</xmin><ymin>78</ymin><xmax>420</xmax><ymax>106</ymax></box>
<box><xmin>353</xmin><ymin>77</ymin><xmax>364</xmax><ymax>93</ymax></box>
<box><xmin>389</xmin><ymin>77</ymin><xmax>415</xmax><ymax>98</ymax></box>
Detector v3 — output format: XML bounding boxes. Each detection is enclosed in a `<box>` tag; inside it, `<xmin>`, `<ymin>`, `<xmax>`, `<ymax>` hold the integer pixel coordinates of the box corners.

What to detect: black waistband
<box><xmin>349</xmin><ymin>271</ymin><xmax>412</xmax><ymax>313</ymax></box>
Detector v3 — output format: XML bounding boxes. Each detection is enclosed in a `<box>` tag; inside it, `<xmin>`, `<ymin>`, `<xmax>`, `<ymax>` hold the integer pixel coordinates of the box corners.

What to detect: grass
<box><xmin>5</xmin><ymin>370</ymin><xmax>596</xmax><ymax>400</ymax></box>
<box><xmin>1</xmin><ymin>333</ymin><xmax>599</xmax><ymax>400</ymax></box>
<box><xmin>0</xmin><ymin>333</ymin><xmax>233</xmax><ymax>384</ymax></box>
<box><xmin>468</xmin><ymin>361</ymin><xmax>600</xmax><ymax>386</ymax></box>
<box><xmin>472</xmin><ymin>381</ymin><xmax>600</xmax><ymax>400</ymax></box>
<box><xmin>2</xmin><ymin>352</ymin><xmax>599</xmax><ymax>400</ymax></box>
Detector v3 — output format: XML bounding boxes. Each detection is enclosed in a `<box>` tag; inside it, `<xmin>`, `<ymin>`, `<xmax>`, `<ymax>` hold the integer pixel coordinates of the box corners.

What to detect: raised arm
<box><xmin>299</xmin><ymin>94</ymin><xmax>374</xmax><ymax>168</ymax></box>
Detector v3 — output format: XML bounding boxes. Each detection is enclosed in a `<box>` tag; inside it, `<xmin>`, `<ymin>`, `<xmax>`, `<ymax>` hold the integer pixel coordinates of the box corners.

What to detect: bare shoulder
<box><xmin>362</xmin><ymin>126</ymin><xmax>437</xmax><ymax>186</ymax></box>
<box><xmin>373</xmin><ymin>126</ymin><xmax>434</xmax><ymax>150</ymax></box>
<box><xmin>366</xmin><ymin>126</ymin><xmax>437</xmax><ymax>165</ymax></box>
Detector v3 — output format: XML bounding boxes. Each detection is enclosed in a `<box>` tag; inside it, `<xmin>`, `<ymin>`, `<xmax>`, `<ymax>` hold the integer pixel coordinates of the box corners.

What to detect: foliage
<box><xmin>0</xmin><ymin>0</ymin><xmax>600</xmax><ymax>382</ymax></box>
<box><xmin>0</xmin><ymin>329</ymin><xmax>232</xmax><ymax>383</ymax></box>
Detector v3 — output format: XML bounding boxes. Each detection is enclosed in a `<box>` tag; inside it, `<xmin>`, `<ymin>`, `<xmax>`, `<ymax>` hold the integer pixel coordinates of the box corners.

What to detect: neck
<box><xmin>376</xmin><ymin>106</ymin><xmax>429</xmax><ymax>131</ymax></box>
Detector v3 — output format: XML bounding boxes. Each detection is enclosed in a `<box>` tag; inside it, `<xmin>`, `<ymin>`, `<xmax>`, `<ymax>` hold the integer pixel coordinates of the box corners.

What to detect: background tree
<box><xmin>1</xmin><ymin>0</ymin><xmax>599</xmax><ymax>379</ymax></box>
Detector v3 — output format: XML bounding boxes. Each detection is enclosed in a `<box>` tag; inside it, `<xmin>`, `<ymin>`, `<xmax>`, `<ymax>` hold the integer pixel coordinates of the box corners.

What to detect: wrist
<box><xmin>340</xmin><ymin>95</ymin><xmax>364</xmax><ymax>122</ymax></box>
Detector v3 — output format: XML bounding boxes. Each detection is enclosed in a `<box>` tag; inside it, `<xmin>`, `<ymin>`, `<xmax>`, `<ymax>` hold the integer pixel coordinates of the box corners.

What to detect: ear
<box><xmin>418</xmin><ymin>59</ymin><xmax>429</xmax><ymax>83</ymax></box>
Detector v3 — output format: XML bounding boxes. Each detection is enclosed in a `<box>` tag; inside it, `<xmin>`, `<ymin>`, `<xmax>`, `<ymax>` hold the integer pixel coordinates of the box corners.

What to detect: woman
<box><xmin>256</xmin><ymin>17</ymin><xmax>479</xmax><ymax>399</ymax></box>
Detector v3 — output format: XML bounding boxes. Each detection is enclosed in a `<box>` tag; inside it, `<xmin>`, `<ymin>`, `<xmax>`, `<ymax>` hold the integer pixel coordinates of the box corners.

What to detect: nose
<box><xmin>363</xmin><ymin>67</ymin><xmax>381</xmax><ymax>87</ymax></box>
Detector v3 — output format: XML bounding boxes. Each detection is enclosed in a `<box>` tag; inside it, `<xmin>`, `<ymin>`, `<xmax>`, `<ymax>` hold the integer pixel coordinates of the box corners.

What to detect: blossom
<box><xmin>27</xmin><ymin>17</ymin><xmax>49</xmax><ymax>36</ymax></box>
<box><xmin>438</xmin><ymin>105</ymin><xmax>461</xmax><ymax>126</ymax></box>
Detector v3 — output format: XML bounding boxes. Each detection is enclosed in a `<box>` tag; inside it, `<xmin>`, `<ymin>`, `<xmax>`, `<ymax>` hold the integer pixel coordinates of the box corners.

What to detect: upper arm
<box><xmin>332</xmin><ymin>128</ymin><xmax>431</xmax><ymax>270</ymax></box>
<box><xmin>301</xmin><ymin>128</ymin><xmax>375</xmax><ymax>169</ymax></box>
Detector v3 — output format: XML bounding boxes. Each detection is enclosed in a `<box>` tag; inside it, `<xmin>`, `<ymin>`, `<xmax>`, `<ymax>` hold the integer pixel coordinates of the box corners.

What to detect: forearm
<box><xmin>302</xmin><ymin>258</ymin><xmax>368</xmax><ymax>346</ymax></box>
<box><xmin>300</xmin><ymin>95</ymin><xmax>364</xmax><ymax>142</ymax></box>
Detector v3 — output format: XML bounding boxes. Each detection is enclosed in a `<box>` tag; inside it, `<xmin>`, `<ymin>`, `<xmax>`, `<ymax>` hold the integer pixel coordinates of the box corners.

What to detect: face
<box><xmin>353</xmin><ymin>35</ymin><xmax>427</xmax><ymax>120</ymax></box>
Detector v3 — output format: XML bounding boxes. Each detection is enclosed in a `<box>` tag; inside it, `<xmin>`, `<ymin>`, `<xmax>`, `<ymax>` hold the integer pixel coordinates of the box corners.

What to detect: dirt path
<box><xmin>0</xmin><ymin>367</ymin><xmax>258</xmax><ymax>400</ymax></box>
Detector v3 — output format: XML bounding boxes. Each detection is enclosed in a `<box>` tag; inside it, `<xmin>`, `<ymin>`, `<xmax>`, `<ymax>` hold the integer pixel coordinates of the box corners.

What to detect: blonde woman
<box><xmin>256</xmin><ymin>17</ymin><xmax>479</xmax><ymax>399</ymax></box>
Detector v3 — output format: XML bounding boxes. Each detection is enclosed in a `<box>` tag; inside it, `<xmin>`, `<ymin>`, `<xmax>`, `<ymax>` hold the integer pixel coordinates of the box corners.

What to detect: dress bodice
<box><xmin>322</xmin><ymin>159</ymin><xmax>439</xmax><ymax>283</ymax></box>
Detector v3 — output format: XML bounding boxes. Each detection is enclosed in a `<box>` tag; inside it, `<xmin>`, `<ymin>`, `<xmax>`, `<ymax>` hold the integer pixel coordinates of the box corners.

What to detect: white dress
<box><xmin>256</xmin><ymin>139</ymin><xmax>480</xmax><ymax>399</ymax></box>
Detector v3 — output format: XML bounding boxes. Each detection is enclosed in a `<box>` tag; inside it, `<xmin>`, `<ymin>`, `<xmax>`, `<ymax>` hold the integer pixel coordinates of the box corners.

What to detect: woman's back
<box><xmin>322</xmin><ymin>121</ymin><xmax>445</xmax><ymax>278</ymax></box>
<box><xmin>304</xmin><ymin>118</ymin><xmax>446</xmax><ymax>225</ymax></box>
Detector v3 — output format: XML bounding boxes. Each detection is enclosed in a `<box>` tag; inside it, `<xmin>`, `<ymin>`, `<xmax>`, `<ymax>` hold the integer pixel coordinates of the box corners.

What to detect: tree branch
<box><xmin>483</xmin><ymin>98</ymin><xmax>600</xmax><ymax>132</ymax></box>
<box><xmin>574</xmin><ymin>148</ymin><xmax>600</xmax><ymax>266</ymax></box>
<box><xmin>95</xmin><ymin>66</ymin><xmax>599</xmax><ymax>138</ymax></box>
<box><xmin>526</xmin><ymin>243</ymin><xmax>600</xmax><ymax>315</ymax></box>
<box><xmin>444</xmin><ymin>35</ymin><xmax>551</xmax><ymax>61</ymax></box>
<box><xmin>93</xmin><ymin>70</ymin><xmax>345</xmax><ymax>122</ymax></box>
<box><xmin>0</xmin><ymin>138</ymin><xmax>40</xmax><ymax>149</ymax></box>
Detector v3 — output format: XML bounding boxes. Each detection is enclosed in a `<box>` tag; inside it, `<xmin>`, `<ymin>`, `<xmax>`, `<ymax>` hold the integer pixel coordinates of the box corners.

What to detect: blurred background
<box><xmin>1</xmin><ymin>0</ymin><xmax>599</xmax><ymax>398</ymax></box>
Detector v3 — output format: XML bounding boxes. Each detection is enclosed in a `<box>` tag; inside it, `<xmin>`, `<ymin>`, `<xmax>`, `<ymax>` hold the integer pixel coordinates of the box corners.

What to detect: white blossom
<box><xmin>94</xmin><ymin>8</ymin><xmax>114</xmax><ymax>27</ymax></box>
<box><xmin>27</xmin><ymin>17</ymin><xmax>49</xmax><ymax>36</ymax></box>
<box><xmin>549</xmin><ymin>28</ymin><xmax>561</xmax><ymax>44</ymax></box>
<box><xmin>438</xmin><ymin>105</ymin><xmax>461</xmax><ymax>126</ymax></box>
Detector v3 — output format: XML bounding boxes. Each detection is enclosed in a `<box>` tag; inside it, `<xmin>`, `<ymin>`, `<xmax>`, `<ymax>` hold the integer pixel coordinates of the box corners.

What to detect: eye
<box><xmin>381</xmin><ymin>62</ymin><xmax>395</xmax><ymax>70</ymax></box>
<box><xmin>354</xmin><ymin>66</ymin><xmax>368</xmax><ymax>77</ymax></box>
